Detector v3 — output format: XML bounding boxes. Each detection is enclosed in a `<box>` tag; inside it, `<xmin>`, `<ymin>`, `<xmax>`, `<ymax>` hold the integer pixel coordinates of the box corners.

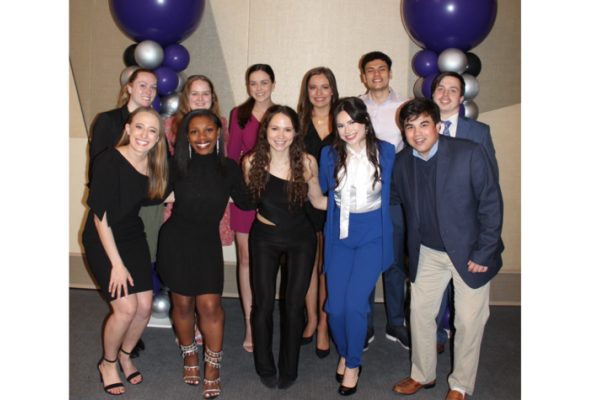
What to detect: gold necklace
<box><xmin>314</xmin><ymin>115</ymin><xmax>328</xmax><ymax>126</ymax></box>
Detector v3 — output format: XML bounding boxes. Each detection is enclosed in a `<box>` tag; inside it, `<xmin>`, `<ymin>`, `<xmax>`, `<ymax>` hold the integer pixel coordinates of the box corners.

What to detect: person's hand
<box><xmin>109</xmin><ymin>264</ymin><xmax>134</xmax><ymax>299</ymax></box>
<box><xmin>467</xmin><ymin>260</ymin><xmax>488</xmax><ymax>273</ymax></box>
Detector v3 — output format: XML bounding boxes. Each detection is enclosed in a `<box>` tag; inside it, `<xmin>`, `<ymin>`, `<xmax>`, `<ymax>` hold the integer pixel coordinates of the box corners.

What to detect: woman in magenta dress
<box><xmin>226</xmin><ymin>64</ymin><xmax>276</xmax><ymax>352</ymax></box>
<box><xmin>163</xmin><ymin>75</ymin><xmax>234</xmax><ymax>346</ymax></box>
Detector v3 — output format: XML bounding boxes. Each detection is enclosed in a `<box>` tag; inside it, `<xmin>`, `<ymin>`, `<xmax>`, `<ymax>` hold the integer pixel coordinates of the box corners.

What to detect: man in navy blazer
<box><xmin>391</xmin><ymin>99</ymin><xmax>503</xmax><ymax>400</ymax></box>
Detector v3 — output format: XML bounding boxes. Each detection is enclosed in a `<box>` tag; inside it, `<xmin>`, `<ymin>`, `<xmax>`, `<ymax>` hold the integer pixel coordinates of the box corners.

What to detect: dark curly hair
<box><xmin>174</xmin><ymin>109</ymin><xmax>227</xmax><ymax>180</ymax></box>
<box><xmin>330</xmin><ymin>97</ymin><xmax>382</xmax><ymax>190</ymax></box>
<box><xmin>245</xmin><ymin>105</ymin><xmax>308</xmax><ymax>211</ymax></box>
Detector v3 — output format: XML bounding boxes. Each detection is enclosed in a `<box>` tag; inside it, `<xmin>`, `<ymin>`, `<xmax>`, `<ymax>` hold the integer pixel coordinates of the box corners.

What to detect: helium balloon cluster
<box><xmin>402</xmin><ymin>0</ymin><xmax>497</xmax><ymax>120</ymax></box>
<box><xmin>110</xmin><ymin>0</ymin><xmax>206</xmax><ymax>118</ymax></box>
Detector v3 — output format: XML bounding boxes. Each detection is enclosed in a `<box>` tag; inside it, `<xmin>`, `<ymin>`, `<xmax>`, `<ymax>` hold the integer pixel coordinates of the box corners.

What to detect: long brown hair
<box><xmin>245</xmin><ymin>105</ymin><xmax>307</xmax><ymax>211</ymax></box>
<box><xmin>297</xmin><ymin>67</ymin><xmax>339</xmax><ymax>139</ymax></box>
<box><xmin>236</xmin><ymin>64</ymin><xmax>275</xmax><ymax>129</ymax></box>
<box><xmin>170</xmin><ymin>75</ymin><xmax>223</xmax><ymax>142</ymax></box>
<box><xmin>117</xmin><ymin>68</ymin><xmax>156</xmax><ymax>108</ymax></box>
<box><xmin>115</xmin><ymin>107</ymin><xmax>169</xmax><ymax>199</ymax></box>
<box><xmin>330</xmin><ymin>97</ymin><xmax>382</xmax><ymax>190</ymax></box>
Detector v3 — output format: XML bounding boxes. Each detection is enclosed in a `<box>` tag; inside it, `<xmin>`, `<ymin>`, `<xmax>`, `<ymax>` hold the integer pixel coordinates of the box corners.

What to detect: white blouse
<box><xmin>334</xmin><ymin>145</ymin><xmax>382</xmax><ymax>239</ymax></box>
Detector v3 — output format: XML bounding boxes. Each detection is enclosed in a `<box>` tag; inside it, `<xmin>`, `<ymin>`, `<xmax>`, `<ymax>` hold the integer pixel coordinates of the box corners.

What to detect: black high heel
<box><xmin>301</xmin><ymin>332</ymin><xmax>314</xmax><ymax>345</ymax></box>
<box><xmin>98</xmin><ymin>357</ymin><xmax>125</xmax><ymax>395</ymax></box>
<box><xmin>336</xmin><ymin>357</ymin><xmax>344</xmax><ymax>383</ymax></box>
<box><xmin>316</xmin><ymin>346</ymin><xmax>330</xmax><ymax>358</ymax></box>
<box><xmin>118</xmin><ymin>347</ymin><xmax>143</xmax><ymax>384</ymax></box>
<box><xmin>338</xmin><ymin>366</ymin><xmax>362</xmax><ymax>396</ymax></box>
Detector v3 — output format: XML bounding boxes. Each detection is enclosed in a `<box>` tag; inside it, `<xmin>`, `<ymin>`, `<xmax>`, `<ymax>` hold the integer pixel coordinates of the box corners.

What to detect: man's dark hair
<box><xmin>398</xmin><ymin>98</ymin><xmax>441</xmax><ymax>130</ymax></box>
<box><xmin>431</xmin><ymin>71</ymin><xmax>466</xmax><ymax>97</ymax></box>
<box><xmin>361</xmin><ymin>51</ymin><xmax>392</xmax><ymax>73</ymax></box>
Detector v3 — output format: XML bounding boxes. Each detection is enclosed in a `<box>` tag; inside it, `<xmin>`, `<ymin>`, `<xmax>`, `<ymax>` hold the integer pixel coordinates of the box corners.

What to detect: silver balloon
<box><xmin>462</xmin><ymin>74</ymin><xmax>480</xmax><ymax>101</ymax></box>
<box><xmin>134</xmin><ymin>40</ymin><xmax>164</xmax><ymax>70</ymax></box>
<box><xmin>160</xmin><ymin>92</ymin><xmax>180</xmax><ymax>116</ymax></box>
<box><xmin>413</xmin><ymin>77</ymin><xmax>424</xmax><ymax>98</ymax></box>
<box><xmin>463</xmin><ymin>100</ymin><xmax>479</xmax><ymax>120</ymax></box>
<box><xmin>151</xmin><ymin>290</ymin><xmax>170</xmax><ymax>319</ymax></box>
<box><xmin>438</xmin><ymin>48</ymin><xmax>468</xmax><ymax>74</ymax></box>
<box><xmin>175</xmin><ymin>71</ymin><xmax>188</xmax><ymax>92</ymax></box>
<box><xmin>120</xmin><ymin>66</ymin><xmax>141</xmax><ymax>87</ymax></box>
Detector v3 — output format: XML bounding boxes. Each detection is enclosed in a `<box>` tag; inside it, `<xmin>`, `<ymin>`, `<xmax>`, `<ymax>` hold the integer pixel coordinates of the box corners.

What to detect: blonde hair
<box><xmin>115</xmin><ymin>107</ymin><xmax>169</xmax><ymax>199</ymax></box>
<box><xmin>117</xmin><ymin>68</ymin><xmax>157</xmax><ymax>108</ymax></box>
<box><xmin>170</xmin><ymin>75</ymin><xmax>222</xmax><ymax>141</ymax></box>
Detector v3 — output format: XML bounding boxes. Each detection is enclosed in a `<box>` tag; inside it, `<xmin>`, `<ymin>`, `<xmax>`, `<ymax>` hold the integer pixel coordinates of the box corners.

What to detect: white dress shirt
<box><xmin>334</xmin><ymin>145</ymin><xmax>382</xmax><ymax>239</ymax></box>
<box><xmin>439</xmin><ymin>112</ymin><xmax>459</xmax><ymax>138</ymax></box>
<box><xmin>359</xmin><ymin>87</ymin><xmax>409</xmax><ymax>153</ymax></box>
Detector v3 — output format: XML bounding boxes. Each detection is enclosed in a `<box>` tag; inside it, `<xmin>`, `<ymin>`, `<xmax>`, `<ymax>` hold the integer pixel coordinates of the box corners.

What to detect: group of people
<box><xmin>82</xmin><ymin>50</ymin><xmax>504</xmax><ymax>400</ymax></box>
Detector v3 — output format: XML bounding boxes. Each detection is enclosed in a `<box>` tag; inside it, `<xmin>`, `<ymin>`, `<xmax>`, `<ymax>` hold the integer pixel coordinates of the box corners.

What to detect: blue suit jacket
<box><xmin>390</xmin><ymin>135</ymin><xmax>504</xmax><ymax>289</ymax></box>
<box><xmin>319</xmin><ymin>140</ymin><xmax>395</xmax><ymax>275</ymax></box>
<box><xmin>456</xmin><ymin>115</ymin><xmax>499</xmax><ymax>180</ymax></box>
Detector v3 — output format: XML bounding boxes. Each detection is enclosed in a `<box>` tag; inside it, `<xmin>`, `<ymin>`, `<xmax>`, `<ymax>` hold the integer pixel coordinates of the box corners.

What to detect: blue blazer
<box><xmin>319</xmin><ymin>140</ymin><xmax>395</xmax><ymax>275</ymax></box>
<box><xmin>456</xmin><ymin>115</ymin><xmax>499</xmax><ymax>180</ymax></box>
<box><xmin>390</xmin><ymin>135</ymin><xmax>504</xmax><ymax>289</ymax></box>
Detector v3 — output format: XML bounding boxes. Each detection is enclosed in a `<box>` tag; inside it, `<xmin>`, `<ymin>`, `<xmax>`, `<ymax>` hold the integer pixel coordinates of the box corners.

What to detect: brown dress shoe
<box><xmin>437</xmin><ymin>344</ymin><xmax>444</xmax><ymax>355</ymax></box>
<box><xmin>392</xmin><ymin>377</ymin><xmax>436</xmax><ymax>394</ymax></box>
<box><xmin>446</xmin><ymin>389</ymin><xmax>466</xmax><ymax>400</ymax></box>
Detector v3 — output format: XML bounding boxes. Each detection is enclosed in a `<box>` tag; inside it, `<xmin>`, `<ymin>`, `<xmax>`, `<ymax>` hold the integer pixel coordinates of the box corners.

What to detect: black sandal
<box><xmin>118</xmin><ymin>347</ymin><xmax>142</xmax><ymax>384</ymax></box>
<box><xmin>98</xmin><ymin>357</ymin><xmax>125</xmax><ymax>395</ymax></box>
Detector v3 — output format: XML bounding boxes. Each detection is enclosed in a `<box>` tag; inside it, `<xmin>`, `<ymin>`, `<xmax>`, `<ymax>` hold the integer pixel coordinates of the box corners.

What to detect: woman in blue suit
<box><xmin>319</xmin><ymin>97</ymin><xmax>395</xmax><ymax>396</ymax></box>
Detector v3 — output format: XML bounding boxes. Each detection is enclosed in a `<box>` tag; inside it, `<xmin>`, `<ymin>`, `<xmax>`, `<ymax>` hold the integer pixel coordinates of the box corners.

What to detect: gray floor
<box><xmin>70</xmin><ymin>289</ymin><xmax>520</xmax><ymax>399</ymax></box>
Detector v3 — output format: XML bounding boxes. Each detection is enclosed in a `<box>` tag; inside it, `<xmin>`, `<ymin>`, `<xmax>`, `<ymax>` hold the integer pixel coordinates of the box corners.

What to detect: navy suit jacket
<box><xmin>456</xmin><ymin>115</ymin><xmax>499</xmax><ymax>180</ymax></box>
<box><xmin>319</xmin><ymin>140</ymin><xmax>396</xmax><ymax>275</ymax></box>
<box><xmin>390</xmin><ymin>135</ymin><xmax>504</xmax><ymax>289</ymax></box>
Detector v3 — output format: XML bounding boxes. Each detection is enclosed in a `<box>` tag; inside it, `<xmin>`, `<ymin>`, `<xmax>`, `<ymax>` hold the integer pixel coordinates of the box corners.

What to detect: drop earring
<box><xmin>216</xmin><ymin>139</ymin><xmax>219</xmax><ymax>155</ymax></box>
<box><xmin>189</xmin><ymin>143</ymin><xmax>192</xmax><ymax>159</ymax></box>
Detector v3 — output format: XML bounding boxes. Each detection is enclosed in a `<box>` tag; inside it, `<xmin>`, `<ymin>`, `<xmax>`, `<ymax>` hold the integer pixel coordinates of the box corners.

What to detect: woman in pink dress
<box><xmin>227</xmin><ymin>64</ymin><xmax>276</xmax><ymax>352</ymax></box>
<box><xmin>163</xmin><ymin>75</ymin><xmax>234</xmax><ymax>349</ymax></box>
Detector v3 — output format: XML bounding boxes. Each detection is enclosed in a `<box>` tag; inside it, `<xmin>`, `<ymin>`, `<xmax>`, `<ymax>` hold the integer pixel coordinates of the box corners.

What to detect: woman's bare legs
<box><xmin>196</xmin><ymin>294</ymin><xmax>225</xmax><ymax>398</ymax></box>
<box><xmin>236</xmin><ymin>232</ymin><xmax>253</xmax><ymax>352</ymax></box>
<box><xmin>303</xmin><ymin>233</ymin><xmax>329</xmax><ymax>348</ymax></box>
<box><xmin>99</xmin><ymin>291</ymin><xmax>152</xmax><ymax>394</ymax></box>
<box><xmin>171</xmin><ymin>293</ymin><xmax>200</xmax><ymax>385</ymax></box>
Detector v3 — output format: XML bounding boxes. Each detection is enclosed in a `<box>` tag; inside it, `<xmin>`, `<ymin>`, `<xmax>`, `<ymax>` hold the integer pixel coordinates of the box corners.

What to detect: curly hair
<box><xmin>330</xmin><ymin>97</ymin><xmax>382</xmax><ymax>190</ymax></box>
<box><xmin>245</xmin><ymin>105</ymin><xmax>308</xmax><ymax>211</ymax></box>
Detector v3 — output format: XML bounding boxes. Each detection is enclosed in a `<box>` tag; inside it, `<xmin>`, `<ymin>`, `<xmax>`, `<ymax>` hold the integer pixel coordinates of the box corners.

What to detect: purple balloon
<box><xmin>162</xmin><ymin>44</ymin><xmax>190</xmax><ymax>72</ymax></box>
<box><xmin>401</xmin><ymin>0</ymin><xmax>498</xmax><ymax>53</ymax></box>
<box><xmin>152</xmin><ymin>94</ymin><xmax>162</xmax><ymax>112</ymax></box>
<box><xmin>412</xmin><ymin>50</ymin><xmax>440</xmax><ymax>78</ymax></box>
<box><xmin>154</xmin><ymin>66</ymin><xmax>179</xmax><ymax>96</ymax></box>
<box><xmin>109</xmin><ymin>0</ymin><xmax>206</xmax><ymax>46</ymax></box>
<box><xmin>443</xmin><ymin>305</ymin><xmax>451</xmax><ymax>330</ymax></box>
<box><xmin>422</xmin><ymin>72</ymin><xmax>439</xmax><ymax>100</ymax></box>
<box><xmin>151</xmin><ymin>262</ymin><xmax>162</xmax><ymax>296</ymax></box>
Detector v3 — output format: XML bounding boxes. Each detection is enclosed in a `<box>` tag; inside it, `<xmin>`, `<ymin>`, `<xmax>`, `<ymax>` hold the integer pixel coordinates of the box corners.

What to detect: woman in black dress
<box><xmin>242</xmin><ymin>105</ymin><xmax>327</xmax><ymax>390</ymax></box>
<box><xmin>82</xmin><ymin>107</ymin><xmax>171</xmax><ymax>395</ymax></box>
<box><xmin>297</xmin><ymin>67</ymin><xmax>339</xmax><ymax>357</ymax></box>
<box><xmin>156</xmin><ymin>109</ymin><xmax>255</xmax><ymax>398</ymax></box>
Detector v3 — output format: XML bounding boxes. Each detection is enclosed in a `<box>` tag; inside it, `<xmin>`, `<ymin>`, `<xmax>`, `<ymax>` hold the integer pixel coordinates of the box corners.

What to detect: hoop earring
<box><xmin>189</xmin><ymin>143</ymin><xmax>192</xmax><ymax>159</ymax></box>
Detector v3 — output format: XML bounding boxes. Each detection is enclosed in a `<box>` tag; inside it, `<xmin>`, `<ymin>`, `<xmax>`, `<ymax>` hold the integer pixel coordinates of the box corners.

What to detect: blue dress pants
<box><xmin>325</xmin><ymin>208</ymin><xmax>383</xmax><ymax>368</ymax></box>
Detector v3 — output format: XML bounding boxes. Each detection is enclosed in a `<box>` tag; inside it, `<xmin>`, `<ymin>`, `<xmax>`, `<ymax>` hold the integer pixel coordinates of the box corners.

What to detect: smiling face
<box><xmin>432</xmin><ymin>76</ymin><xmax>464</xmax><ymax>119</ymax></box>
<box><xmin>125</xmin><ymin>111</ymin><xmax>160</xmax><ymax>154</ymax></box>
<box><xmin>127</xmin><ymin>72</ymin><xmax>158</xmax><ymax>109</ymax></box>
<box><xmin>188</xmin><ymin>115</ymin><xmax>220</xmax><ymax>155</ymax></box>
<box><xmin>362</xmin><ymin>59</ymin><xmax>392</xmax><ymax>92</ymax></box>
<box><xmin>308</xmin><ymin>74</ymin><xmax>333</xmax><ymax>109</ymax></box>
<box><xmin>403</xmin><ymin>113</ymin><xmax>441</xmax><ymax>159</ymax></box>
<box><xmin>248</xmin><ymin>70</ymin><xmax>275</xmax><ymax>104</ymax></box>
<box><xmin>188</xmin><ymin>80</ymin><xmax>212</xmax><ymax>111</ymax></box>
<box><xmin>266</xmin><ymin>113</ymin><xmax>295</xmax><ymax>153</ymax></box>
<box><xmin>336</xmin><ymin>110</ymin><xmax>367</xmax><ymax>153</ymax></box>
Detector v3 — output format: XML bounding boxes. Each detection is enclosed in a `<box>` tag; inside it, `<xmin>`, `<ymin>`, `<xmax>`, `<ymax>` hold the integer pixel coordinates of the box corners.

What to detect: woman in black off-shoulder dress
<box><xmin>82</xmin><ymin>107</ymin><xmax>171</xmax><ymax>395</ymax></box>
<box><xmin>156</xmin><ymin>109</ymin><xmax>255</xmax><ymax>398</ymax></box>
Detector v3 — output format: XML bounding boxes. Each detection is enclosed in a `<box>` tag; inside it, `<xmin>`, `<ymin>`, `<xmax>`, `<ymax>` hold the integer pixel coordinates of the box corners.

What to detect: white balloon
<box><xmin>120</xmin><ymin>66</ymin><xmax>140</xmax><ymax>87</ymax></box>
<box><xmin>462</xmin><ymin>74</ymin><xmax>480</xmax><ymax>101</ymax></box>
<box><xmin>463</xmin><ymin>100</ymin><xmax>479</xmax><ymax>120</ymax></box>
<box><xmin>413</xmin><ymin>77</ymin><xmax>424</xmax><ymax>98</ymax></box>
<box><xmin>134</xmin><ymin>40</ymin><xmax>164</xmax><ymax>70</ymax></box>
<box><xmin>438</xmin><ymin>48</ymin><xmax>468</xmax><ymax>74</ymax></box>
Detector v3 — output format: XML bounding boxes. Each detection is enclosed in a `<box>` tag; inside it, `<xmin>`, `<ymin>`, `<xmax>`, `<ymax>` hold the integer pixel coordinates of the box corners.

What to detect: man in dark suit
<box><xmin>430</xmin><ymin>71</ymin><xmax>500</xmax><ymax>355</ymax></box>
<box><xmin>391</xmin><ymin>99</ymin><xmax>503</xmax><ymax>400</ymax></box>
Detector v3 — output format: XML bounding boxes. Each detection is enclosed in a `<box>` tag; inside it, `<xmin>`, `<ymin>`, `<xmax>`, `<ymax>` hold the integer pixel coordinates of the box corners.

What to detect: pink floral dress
<box><xmin>163</xmin><ymin>115</ymin><xmax>234</xmax><ymax>246</ymax></box>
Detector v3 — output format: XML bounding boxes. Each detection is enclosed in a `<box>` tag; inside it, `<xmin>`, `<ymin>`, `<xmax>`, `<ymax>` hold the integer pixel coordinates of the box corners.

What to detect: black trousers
<box><xmin>249</xmin><ymin>218</ymin><xmax>316</xmax><ymax>381</ymax></box>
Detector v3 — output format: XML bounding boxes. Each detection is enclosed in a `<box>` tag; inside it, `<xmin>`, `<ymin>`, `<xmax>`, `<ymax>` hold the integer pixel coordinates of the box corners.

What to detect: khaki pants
<box><xmin>410</xmin><ymin>245</ymin><xmax>490</xmax><ymax>395</ymax></box>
